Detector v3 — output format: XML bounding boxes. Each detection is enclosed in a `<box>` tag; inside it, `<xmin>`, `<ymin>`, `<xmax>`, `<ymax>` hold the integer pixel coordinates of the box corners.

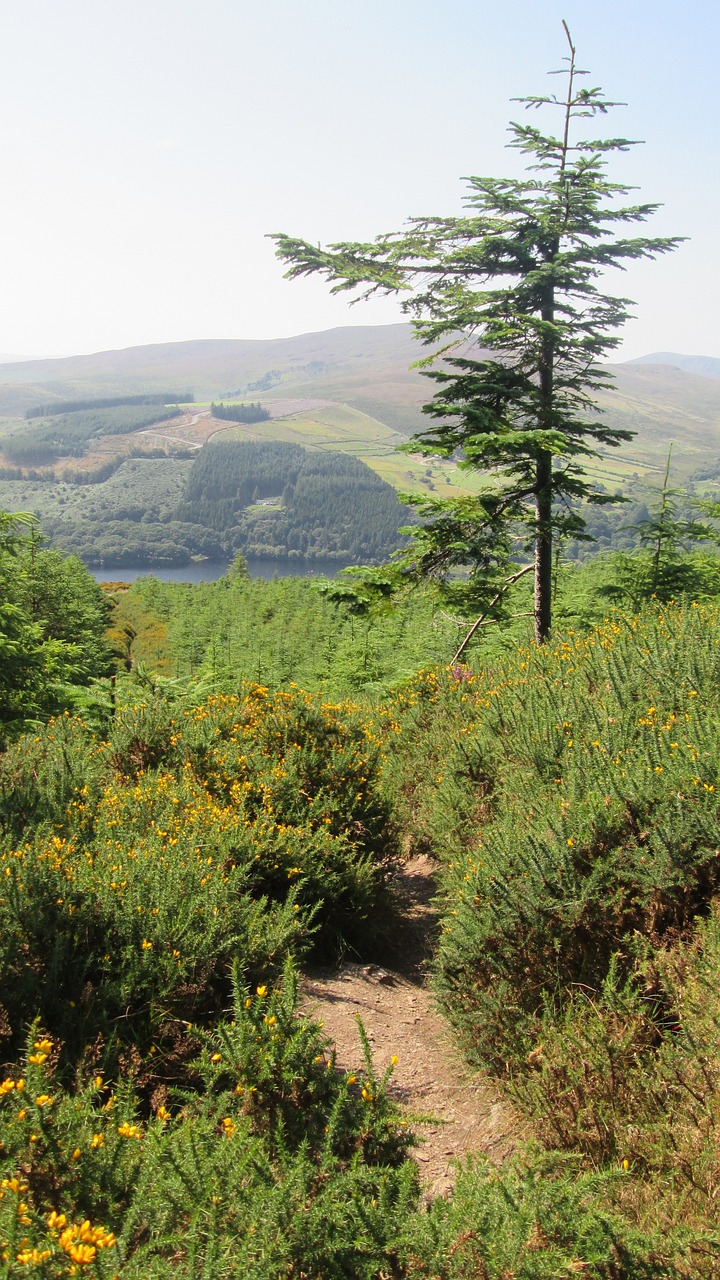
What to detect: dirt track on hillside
<box><xmin>301</xmin><ymin>855</ymin><xmax>521</xmax><ymax>1199</ymax></box>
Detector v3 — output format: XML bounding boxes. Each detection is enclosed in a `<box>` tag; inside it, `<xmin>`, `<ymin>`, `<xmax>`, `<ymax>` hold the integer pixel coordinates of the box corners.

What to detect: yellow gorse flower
<box><xmin>16</xmin><ymin>1248</ymin><xmax>51</xmax><ymax>1265</ymax></box>
<box><xmin>2</xmin><ymin>1177</ymin><xmax>28</xmax><ymax>1195</ymax></box>
<box><xmin>117</xmin><ymin>1122</ymin><xmax>142</xmax><ymax>1139</ymax></box>
<box><xmin>58</xmin><ymin>1218</ymin><xmax>117</xmax><ymax>1265</ymax></box>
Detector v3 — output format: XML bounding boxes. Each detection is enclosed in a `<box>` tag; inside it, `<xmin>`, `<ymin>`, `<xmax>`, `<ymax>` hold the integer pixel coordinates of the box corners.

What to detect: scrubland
<box><xmin>1</xmin><ymin>599</ymin><xmax>720</xmax><ymax>1276</ymax></box>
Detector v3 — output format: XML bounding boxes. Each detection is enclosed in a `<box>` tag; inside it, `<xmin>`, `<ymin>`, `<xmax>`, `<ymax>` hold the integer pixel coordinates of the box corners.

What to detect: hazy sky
<box><xmin>1</xmin><ymin>0</ymin><xmax>717</xmax><ymax>360</ymax></box>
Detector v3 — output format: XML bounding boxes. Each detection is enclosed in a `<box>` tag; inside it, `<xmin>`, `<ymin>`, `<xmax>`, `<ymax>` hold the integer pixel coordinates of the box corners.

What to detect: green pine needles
<box><xmin>271</xmin><ymin>24</ymin><xmax>682</xmax><ymax>642</ymax></box>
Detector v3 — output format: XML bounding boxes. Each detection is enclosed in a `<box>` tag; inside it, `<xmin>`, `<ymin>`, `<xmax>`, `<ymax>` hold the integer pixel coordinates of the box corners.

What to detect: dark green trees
<box><xmin>0</xmin><ymin>513</ymin><xmax>112</xmax><ymax>741</ymax></box>
<box><xmin>210</xmin><ymin>401</ymin><xmax>270</xmax><ymax>423</ymax></box>
<box><xmin>272</xmin><ymin>26</ymin><xmax>681</xmax><ymax>642</ymax></box>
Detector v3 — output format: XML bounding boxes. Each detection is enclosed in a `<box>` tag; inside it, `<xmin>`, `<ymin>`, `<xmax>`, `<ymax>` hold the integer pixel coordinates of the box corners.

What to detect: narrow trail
<box><xmin>301</xmin><ymin>854</ymin><xmax>521</xmax><ymax>1199</ymax></box>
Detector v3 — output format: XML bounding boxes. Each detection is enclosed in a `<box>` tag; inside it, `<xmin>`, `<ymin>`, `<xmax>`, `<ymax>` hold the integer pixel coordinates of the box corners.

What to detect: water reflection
<box><xmin>89</xmin><ymin>556</ymin><xmax>352</xmax><ymax>585</ymax></box>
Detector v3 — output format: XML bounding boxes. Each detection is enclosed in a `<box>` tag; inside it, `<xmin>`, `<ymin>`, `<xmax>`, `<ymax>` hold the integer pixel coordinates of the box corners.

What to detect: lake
<box><xmin>89</xmin><ymin>556</ymin><xmax>352</xmax><ymax>585</ymax></box>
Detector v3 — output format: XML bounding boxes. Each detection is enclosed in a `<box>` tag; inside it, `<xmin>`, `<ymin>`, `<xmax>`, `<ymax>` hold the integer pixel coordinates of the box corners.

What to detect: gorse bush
<box><xmin>383</xmin><ymin>604</ymin><xmax>720</xmax><ymax>1071</ymax></box>
<box><xmin>0</xmin><ymin>983</ymin><xmax>670</xmax><ymax>1279</ymax></box>
<box><xmin>377</xmin><ymin>602</ymin><xmax>720</xmax><ymax>1272</ymax></box>
<box><xmin>0</xmin><ymin>683</ymin><xmax>396</xmax><ymax>1069</ymax></box>
<box><xmin>0</xmin><ymin>968</ymin><xmax>419</xmax><ymax>1279</ymax></box>
<box><xmin>399</xmin><ymin>1153</ymin><xmax>674</xmax><ymax>1279</ymax></box>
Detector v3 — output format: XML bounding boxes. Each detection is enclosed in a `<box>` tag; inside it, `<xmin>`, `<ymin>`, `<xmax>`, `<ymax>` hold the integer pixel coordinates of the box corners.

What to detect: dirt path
<box><xmin>301</xmin><ymin>855</ymin><xmax>521</xmax><ymax>1198</ymax></box>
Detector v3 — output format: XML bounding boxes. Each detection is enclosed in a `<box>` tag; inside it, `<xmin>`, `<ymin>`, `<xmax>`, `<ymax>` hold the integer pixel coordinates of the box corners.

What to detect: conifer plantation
<box><xmin>3</xmin><ymin>36</ymin><xmax>720</xmax><ymax>1280</ymax></box>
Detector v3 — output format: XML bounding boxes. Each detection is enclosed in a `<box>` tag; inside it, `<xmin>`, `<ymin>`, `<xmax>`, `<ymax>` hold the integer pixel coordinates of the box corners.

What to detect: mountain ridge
<box><xmin>0</xmin><ymin>324</ymin><xmax>719</xmax><ymax>482</ymax></box>
<box><xmin>624</xmin><ymin>351</ymin><xmax>720</xmax><ymax>381</ymax></box>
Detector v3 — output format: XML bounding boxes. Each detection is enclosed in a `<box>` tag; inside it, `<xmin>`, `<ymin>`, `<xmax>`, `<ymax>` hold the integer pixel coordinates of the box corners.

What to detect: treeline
<box><xmin>1</xmin><ymin>405</ymin><xmax>183</xmax><ymax>467</ymax></box>
<box><xmin>210</xmin><ymin>401</ymin><xmax>270</xmax><ymax>423</ymax></box>
<box><xmin>51</xmin><ymin>519</ymin><xmax>223</xmax><ymax>568</ymax></box>
<box><xmin>26</xmin><ymin>391</ymin><xmax>193</xmax><ymax>418</ymax></box>
<box><xmin>176</xmin><ymin>440</ymin><xmax>410</xmax><ymax>564</ymax></box>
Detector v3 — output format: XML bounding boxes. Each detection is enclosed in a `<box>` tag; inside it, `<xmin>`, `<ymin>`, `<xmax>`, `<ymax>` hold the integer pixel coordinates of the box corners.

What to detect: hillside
<box><xmin>0</xmin><ymin>325</ymin><xmax>425</xmax><ymax>421</ymax></box>
<box><xmin>1</xmin><ymin>326</ymin><xmax>719</xmax><ymax>482</ymax></box>
<box><xmin>627</xmin><ymin>351</ymin><xmax>720</xmax><ymax>381</ymax></box>
<box><xmin>1</xmin><ymin>326</ymin><xmax>720</xmax><ymax>569</ymax></box>
<box><xmin>3</xmin><ymin>549</ymin><xmax>720</xmax><ymax>1273</ymax></box>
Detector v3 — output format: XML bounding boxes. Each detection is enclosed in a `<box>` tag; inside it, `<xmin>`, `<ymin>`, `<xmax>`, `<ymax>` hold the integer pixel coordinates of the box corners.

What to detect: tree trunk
<box><xmin>536</xmin><ymin>280</ymin><xmax>556</xmax><ymax>646</ymax></box>
<box><xmin>534</xmin><ymin>448</ymin><xmax>553</xmax><ymax>644</ymax></box>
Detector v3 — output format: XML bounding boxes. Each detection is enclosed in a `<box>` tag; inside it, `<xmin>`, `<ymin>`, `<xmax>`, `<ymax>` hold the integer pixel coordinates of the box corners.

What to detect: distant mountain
<box><xmin>0</xmin><ymin>325</ymin><xmax>425</xmax><ymax>424</ymax></box>
<box><xmin>1</xmin><ymin>324</ymin><xmax>720</xmax><ymax>480</ymax></box>
<box><xmin>624</xmin><ymin>352</ymin><xmax>720</xmax><ymax>381</ymax></box>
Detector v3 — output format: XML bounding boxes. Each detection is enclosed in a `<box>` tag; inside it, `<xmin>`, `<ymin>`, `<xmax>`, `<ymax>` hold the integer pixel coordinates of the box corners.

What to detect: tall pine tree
<box><xmin>271</xmin><ymin>25</ymin><xmax>682</xmax><ymax>642</ymax></box>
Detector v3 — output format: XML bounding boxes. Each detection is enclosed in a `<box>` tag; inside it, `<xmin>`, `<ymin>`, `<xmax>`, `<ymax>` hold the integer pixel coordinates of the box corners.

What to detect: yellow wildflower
<box><xmin>117</xmin><ymin>1122</ymin><xmax>141</xmax><ymax>1139</ymax></box>
<box><xmin>16</xmin><ymin>1248</ymin><xmax>51</xmax><ymax>1265</ymax></box>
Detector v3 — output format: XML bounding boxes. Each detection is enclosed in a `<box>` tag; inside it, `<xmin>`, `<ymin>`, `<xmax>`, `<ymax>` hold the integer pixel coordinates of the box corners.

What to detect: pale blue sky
<box><xmin>1</xmin><ymin>0</ymin><xmax>716</xmax><ymax>359</ymax></box>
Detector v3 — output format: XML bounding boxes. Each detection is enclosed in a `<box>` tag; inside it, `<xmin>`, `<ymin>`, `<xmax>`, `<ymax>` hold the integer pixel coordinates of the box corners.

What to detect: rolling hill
<box><xmin>626</xmin><ymin>352</ymin><xmax>720</xmax><ymax>381</ymax></box>
<box><xmin>0</xmin><ymin>325</ymin><xmax>719</xmax><ymax>484</ymax></box>
<box><xmin>0</xmin><ymin>324</ymin><xmax>719</xmax><ymax>569</ymax></box>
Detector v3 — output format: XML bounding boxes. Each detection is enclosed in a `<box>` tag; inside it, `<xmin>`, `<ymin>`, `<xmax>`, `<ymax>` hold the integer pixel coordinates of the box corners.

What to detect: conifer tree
<box><xmin>271</xmin><ymin>25</ymin><xmax>682</xmax><ymax>642</ymax></box>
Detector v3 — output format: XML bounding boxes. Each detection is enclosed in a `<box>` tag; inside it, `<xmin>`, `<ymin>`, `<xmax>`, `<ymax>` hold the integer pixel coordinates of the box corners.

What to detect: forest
<box><xmin>0</xmin><ymin>407</ymin><xmax>183</xmax><ymax>469</ymax></box>
<box><xmin>209</xmin><ymin>402</ymin><xmax>270</xmax><ymax>423</ymax></box>
<box><xmin>175</xmin><ymin>440</ymin><xmax>411</xmax><ymax>565</ymax></box>
<box><xmin>25</xmin><ymin>395</ymin><xmax>193</xmax><ymax>421</ymax></box>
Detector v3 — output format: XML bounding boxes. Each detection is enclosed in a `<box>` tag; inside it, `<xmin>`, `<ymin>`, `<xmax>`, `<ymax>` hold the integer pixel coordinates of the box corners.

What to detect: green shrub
<box><xmin>0</xmin><ymin>966</ymin><xmax>417</xmax><ymax>1279</ymax></box>
<box><xmin>0</xmin><ymin>684</ymin><xmax>396</xmax><ymax>1067</ymax></box>
<box><xmin>402</xmin><ymin>1153</ymin><xmax>674</xmax><ymax>1279</ymax></box>
<box><xmin>380</xmin><ymin>606</ymin><xmax>720</xmax><ymax>1074</ymax></box>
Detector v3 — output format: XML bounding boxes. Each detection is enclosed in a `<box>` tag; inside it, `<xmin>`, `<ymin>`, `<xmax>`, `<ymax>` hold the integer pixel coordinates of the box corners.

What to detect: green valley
<box><xmin>0</xmin><ymin>326</ymin><xmax>718</xmax><ymax>571</ymax></box>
